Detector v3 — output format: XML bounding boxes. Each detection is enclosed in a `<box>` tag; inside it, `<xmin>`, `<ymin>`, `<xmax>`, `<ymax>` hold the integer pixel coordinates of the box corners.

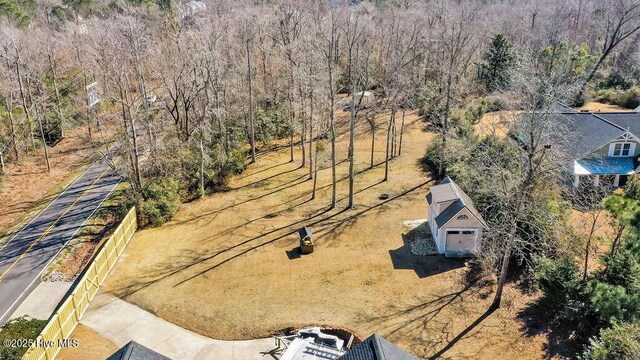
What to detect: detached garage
<box><xmin>426</xmin><ymin>177</ymin><xmax>487</xmax><ymax>257</ymax></box>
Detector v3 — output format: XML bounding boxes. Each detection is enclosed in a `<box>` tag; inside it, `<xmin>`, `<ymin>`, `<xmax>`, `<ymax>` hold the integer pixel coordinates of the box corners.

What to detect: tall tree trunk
<box><xmin>48</xmin><ymin>49</ymin><xmax>65</xmax><ymax>139</ymax></box>
<box><xmin>83</xmin><ymin>74</ymin><xmax>93</xmax><ymax>140</ymax></box>
<box><xmin>583</xmin><ymin>216</ymin><xmax>599</xmax><ymax>281</ymax></box>
<box><xmin>438</xmin><ymin>72</ymin><xmax>453</xmax><ymax>176</ymax></box>
<box><xmin>311</xmin><ymin>136</ymin><xmax>319</xmax><ymax>201</ymax></box>
<box><xmin>7</xmin><ymin>91</ymin><xmax>19</xmax><ymax>161</ymax></box>
<box><xmin>288</xmin><ymin>60</ymin><xmax>295</xmax><ymax>163</ymax></box>
<box><xmin>398</xmin><ymin>108</ymin><xmax>406</xmax><ymax>156</ymax></box>
<box><xmin>199</xmin><ymin>138</ymin><xmax>205</xmax><ymax>196</ymax></box>
<box><xmin>15</xmin><ymin>56</ymin><xmax>36</xmax><ymax>151</ymax></box>
<box><xmin>370</xmin><ymin>124</ymin><xmax>375</xmax><ymax>169</ymax></box>
<box><xmin>384</xmin><ymin>102</ymin><xmax>396</xmax><ymax>182</ymax></box>
<box><xmin>34</xmin><ymin>103</ymin><xmax>51</xmax><ymax>172</ymax></box>
<box><xmin>391</xmin><ymin>120</ymin><xmax>397</xmax><ymax>158</ymax></box>
<box><xmin>492</xmin><ymin>217</ymin><xmax>518</xmax><ymax>309</ymax></box>
<box><xmin>348</xmin><ymin>78</ymin><xmax>356</xmax><ymax>209</ymax></box>
<box><xmin>122</xmin><ymin>88</ymin><xmax>143</xmax><ymax>191</ymax></box>
<box><xmin>247</xmin><ymin>40</ymin><xmax>257</xmax><ymax>163</ymax></box>
<box><xmin>300</xmin><ymin>86</ymin><xmax>306</xmax><ymax>168</ymax></box>
<box><xmin>610</xmin><ymin>225</ymin><xmax>626</xmax><ymax>256</ymax></box>
<box><xmin>308</xmin><ymin>85</ymin><xmax>314</xmax><ymax>180</ymax></box>
<box><xmin>329</xmin><ymin>41</ymin><xmax>337</xmax><ymax>209</ymax></box>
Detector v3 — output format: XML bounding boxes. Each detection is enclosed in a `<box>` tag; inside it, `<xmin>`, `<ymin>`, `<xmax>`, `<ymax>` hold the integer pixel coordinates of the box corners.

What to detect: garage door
<box><xmin>445</xmin><ymin>230</ymin><xmax>476</xmax><ymax>257</ymax></box>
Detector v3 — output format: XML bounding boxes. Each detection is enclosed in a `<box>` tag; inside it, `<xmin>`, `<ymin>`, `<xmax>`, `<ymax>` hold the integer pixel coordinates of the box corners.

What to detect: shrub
<box><xmin>464</xmin><ymin>98</ymin><xmax>489</xmax><ymax>124</ymax></box>
<box><xmin>591</xmin><ymin>86</ymin><xmax>640</xmax><ymax>109</ymax></box>
<box><xmin>210</xmin><ymin>147</ymin><xmax>247</xmax><ymax>190</ymax></box>
<box><xmin>588</xmin><ymin>280</ymin><xmax>639</xmax><ymax>326</ymax></box>
<box><xmin>534</xmin><ymin>256</ymin><xmax>584</xmax><ymax>315</ymax></box>
<box><xmin>582</xmin><ymin>322</ymin><xmax>640</xmax><ymax>360</ymax></box>
<box><xmin>599</xmin><ymin>251</ymin><xmax>640</xmax><ymax>295</ymax></box>
<box><xmin>138</xmin><ymin>177</ymin><xmax>182</xmax><ymax>227</ymax></box>
<box><xmin>256</xmin><ymin>108</ymin><xmax>291</xmax><ymax>143</ymax></box>
<box><xmin>621</xmin><ymin>87</ymin><xmax>640</xmax><ymax>109</ymax></box>
<box><xmin>598</xmin><ymin>72</ymin><xmax>634</xmax><ymax>91</ymax></box>
<box><xmin>0</xmin><ymin>316</ymin><xmax>48</xmax><ymax>360</ymax></box>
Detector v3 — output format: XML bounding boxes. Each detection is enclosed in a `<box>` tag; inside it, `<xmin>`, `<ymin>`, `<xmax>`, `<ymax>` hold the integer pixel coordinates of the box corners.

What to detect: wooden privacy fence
<box><xmin>23</xmin><ymin>207</ymin><xmax>138</xmax><ymax>360</ymax></box>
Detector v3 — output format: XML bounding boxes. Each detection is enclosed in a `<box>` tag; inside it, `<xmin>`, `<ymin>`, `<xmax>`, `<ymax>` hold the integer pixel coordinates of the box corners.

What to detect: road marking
<box><xmin>0</xmin><ymin>166</ymin><xmax>113</xmax><ymax>284</ymax></box>
<box><xmin>0</xmin><ymin>175</ymin><xmax>122</xmax><ymax>324</ymax></box>
<box><xmin>0</xmin><ymin>162</ymin><xmax>99</xmax><ymax>254</ymax></box>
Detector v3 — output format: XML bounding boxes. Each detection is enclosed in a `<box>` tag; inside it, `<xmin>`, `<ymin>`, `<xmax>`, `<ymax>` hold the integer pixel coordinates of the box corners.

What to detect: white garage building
<box><xmin>426</xmin><ymin>177</ymin><xmax>486</xmax><ymax>257</ymax></box>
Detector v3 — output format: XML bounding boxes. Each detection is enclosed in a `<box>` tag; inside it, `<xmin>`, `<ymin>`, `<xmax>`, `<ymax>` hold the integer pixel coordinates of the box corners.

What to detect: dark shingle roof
<box><xmin>524</xmin><ymin>104</ymin><xmax>640</xmax><ymax>161</ymax></box>
<box><xmin>550</xmin><ymin>102</ymin><xmax>576</xmax><ymax>113</ymax></box>
<box><xmin>541</xmin><ymin>112</ymin><xmax>625</xmax><ymax>160</ymax></box>
<box><xmin>595</xmin><ymin>112</ymin><xmax>640</xmax><ymax>137</ymax></box>
<box><xmin>338</xmin><ymin>334</ymin><xmax>418</xmax><ymax>360</ymax></box>
<box><xmin>427</xmin><ymin>177</ymin><xmax>487</xmax><ymax>228</ymax></box>
<box><xmin>107</xmin><ymin>341</ymin><xmax>171</xmax><ymax>360</ymax></box>
<box><xmin>434</xmin><ymin>199</ymin><xmax>465</xmax><ymax>227</ymax></box>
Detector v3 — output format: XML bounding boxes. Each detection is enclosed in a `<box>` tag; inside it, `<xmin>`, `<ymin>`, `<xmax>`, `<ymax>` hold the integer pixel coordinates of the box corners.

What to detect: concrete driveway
<box><xmin>81</xmin><ymin>292</ymin><xmax>278</xmax><ymax>360</ymax></box>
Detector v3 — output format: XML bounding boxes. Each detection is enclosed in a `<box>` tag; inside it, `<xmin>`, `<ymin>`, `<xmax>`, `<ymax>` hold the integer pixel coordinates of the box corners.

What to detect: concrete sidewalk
<box><xmin>10</xmin><ymin>281</ymin><xmax>73</xmax><ymax>320</ymax></box>
<box><xmin>81</xmin><ymin>292</ymin><xmax>278</xmax><ymax>360</ymax></box>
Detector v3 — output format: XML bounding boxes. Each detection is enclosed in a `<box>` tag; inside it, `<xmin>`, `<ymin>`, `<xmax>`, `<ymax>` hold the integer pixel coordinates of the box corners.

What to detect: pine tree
<box><xmin>479</xmin><ymin>33</ymin><xmax>516</xmax><ymax>92</ymax></box>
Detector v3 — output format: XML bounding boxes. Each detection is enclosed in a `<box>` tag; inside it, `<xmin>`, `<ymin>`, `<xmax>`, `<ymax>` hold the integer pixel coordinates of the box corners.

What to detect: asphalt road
<box><xmin>0</xmin><ymin>159</ymin><xmax>121</xmax><ymax>325</ymax></box>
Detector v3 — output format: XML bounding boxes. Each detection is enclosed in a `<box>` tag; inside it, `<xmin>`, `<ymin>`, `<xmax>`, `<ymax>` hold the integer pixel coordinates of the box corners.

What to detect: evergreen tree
<box><xmin>479</xmin><ymin>33</ymin><xmax>516</xmax><ymax>92</ymax></box>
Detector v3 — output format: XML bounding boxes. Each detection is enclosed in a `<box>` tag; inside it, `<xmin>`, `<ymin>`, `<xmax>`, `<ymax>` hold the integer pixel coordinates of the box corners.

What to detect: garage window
<box><xmin>462</xmin><ymin>230</ymin><xmax>474</xmax><ymax>235</ymax></box>
<box><xmin>447</xmin><ymin>231</ymin><xmax>460</xmax><ymax>234</ymax></box>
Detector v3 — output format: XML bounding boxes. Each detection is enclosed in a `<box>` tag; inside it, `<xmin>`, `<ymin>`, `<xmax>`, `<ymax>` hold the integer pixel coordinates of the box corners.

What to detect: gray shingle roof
<box><xmin>338</xmin><ymin>334</ymin><xmax>418</xmax><ymax>360</ymax></box>
<box><xmin>524</xmin><ymin>104</ymin><xmax>640</xmax><ymax>162</ymax></box>
<box><xmin>107</xmin><ymin>341</ymin><xmax>171</xmax><ymax>360</ymax></box>
<box><xmin>427</xmin><ymin>177</ymin><xmax>487</xmax><ymax>228</ymax></box>
<box><xmin>595</xmin><ymin>112</ymin><xmax>640</xmax><ymax>137</ymax></box>
<box><xmin>550</xmin><ymin>102</ymin><xmax>576</xmax><ymax>113</ymax></box>
<box><xmin>434</xmin><ymin>199</ymin><xmax>466</xmax><ymax>227</ymax></box>
<box><xmin>539</xmin><ymin>112</ymin><xmax>626</xmax><ymax>160</ymax></box>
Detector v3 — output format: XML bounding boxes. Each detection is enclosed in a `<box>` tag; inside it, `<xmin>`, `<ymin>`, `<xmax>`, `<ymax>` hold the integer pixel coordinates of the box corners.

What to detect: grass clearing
<box><xmin>100</xmin><ymin>110</ymin><xmax>548</xmax><ymax>359</ymax></box>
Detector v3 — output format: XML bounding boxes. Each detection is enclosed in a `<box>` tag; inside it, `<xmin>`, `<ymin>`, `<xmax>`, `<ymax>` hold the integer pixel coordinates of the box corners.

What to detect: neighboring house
<box><xmin>182</xmin><ymin>0</ymin><xmax>205</xmax><ymax>17</ymax></box>
<box><xmin>426</xmin><ymin>177</ymin><xmax>487</xmax><ymax>257</ymax></box>
<box><xmin>520</xmin><ymin>103</ymin><xmax>640</xmax><ymax>188</ymax></box>
<box><xmin>107</xmin><ymin>341</ymin><xmax>171</xmax><ymax>360</ymax></box>
<box><xmin>338</xmin><ymin>334</ymin><xmax>418</xmax><ymax>360</ymax></box>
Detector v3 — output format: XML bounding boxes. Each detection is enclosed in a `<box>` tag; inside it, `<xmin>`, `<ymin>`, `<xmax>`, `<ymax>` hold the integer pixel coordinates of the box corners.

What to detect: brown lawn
<box><xmin>474</xmin><ymin>110</ymin><xmax>518</xmax><ymax>139</ymax></box>
<box><xmin>102</xmin><ymin>110</ymin><xmax>548</xmax><ymax>359</ymax></box>
<box><xmin>58</xmin><ymin>324</ymin><xmax>118</xmax><ymax>360</ymax></box>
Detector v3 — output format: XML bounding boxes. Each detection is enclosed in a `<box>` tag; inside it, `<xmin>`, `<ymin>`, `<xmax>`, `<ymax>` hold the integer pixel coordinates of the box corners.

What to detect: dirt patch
<box><xmin>474</xmin><ymin>111</ymin><xmax>518</xmax><ymax>139</ymax></box>
<box><xmin>578</xmin><ymin>101</ymin><xmax>633</xmax><ymax>112</ymax></box>
<box><xmin>102</xmin><ymin>110</ymin><xmax>548</xmax><ymax>359</ymax></box>
<box><xmin>58</xmin><ymin>324</ymin><xmax>118</xmax><ymax>360</ymax></box>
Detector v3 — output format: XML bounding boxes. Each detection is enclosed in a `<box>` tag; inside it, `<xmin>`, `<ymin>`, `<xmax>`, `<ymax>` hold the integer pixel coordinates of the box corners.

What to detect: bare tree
<box><xmin>577</xmin><ymin>0</ymin><xmax>640</xmax><ymax>100</ymax></box>
<box><xmin>489</xmin><ymin>57</ymin><xmax>575</xmax><ymax>308</ymax></box>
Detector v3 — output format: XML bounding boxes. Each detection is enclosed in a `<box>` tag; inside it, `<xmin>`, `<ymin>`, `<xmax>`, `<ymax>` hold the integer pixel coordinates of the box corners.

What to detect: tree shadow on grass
<box><xmin>109</xmin><ymin>180</ymin><xmax>431</xmax><ymax>300</ymax></box>
<box><xmin>388</xmin><ymin>240</ymin><xmax>465</xmax><ymax>279</ymax></box>
<box><xmin>360</xmin><ymin>266</ymin><xmax>497</xmax><ymax>359</ymax></box>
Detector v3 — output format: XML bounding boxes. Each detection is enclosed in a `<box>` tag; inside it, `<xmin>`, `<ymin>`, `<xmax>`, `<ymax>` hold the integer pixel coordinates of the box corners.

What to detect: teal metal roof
<box><xmin>574</xmin><ymin>157</ymin><xmax>636</xmax><ymax>175</ymax></box>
